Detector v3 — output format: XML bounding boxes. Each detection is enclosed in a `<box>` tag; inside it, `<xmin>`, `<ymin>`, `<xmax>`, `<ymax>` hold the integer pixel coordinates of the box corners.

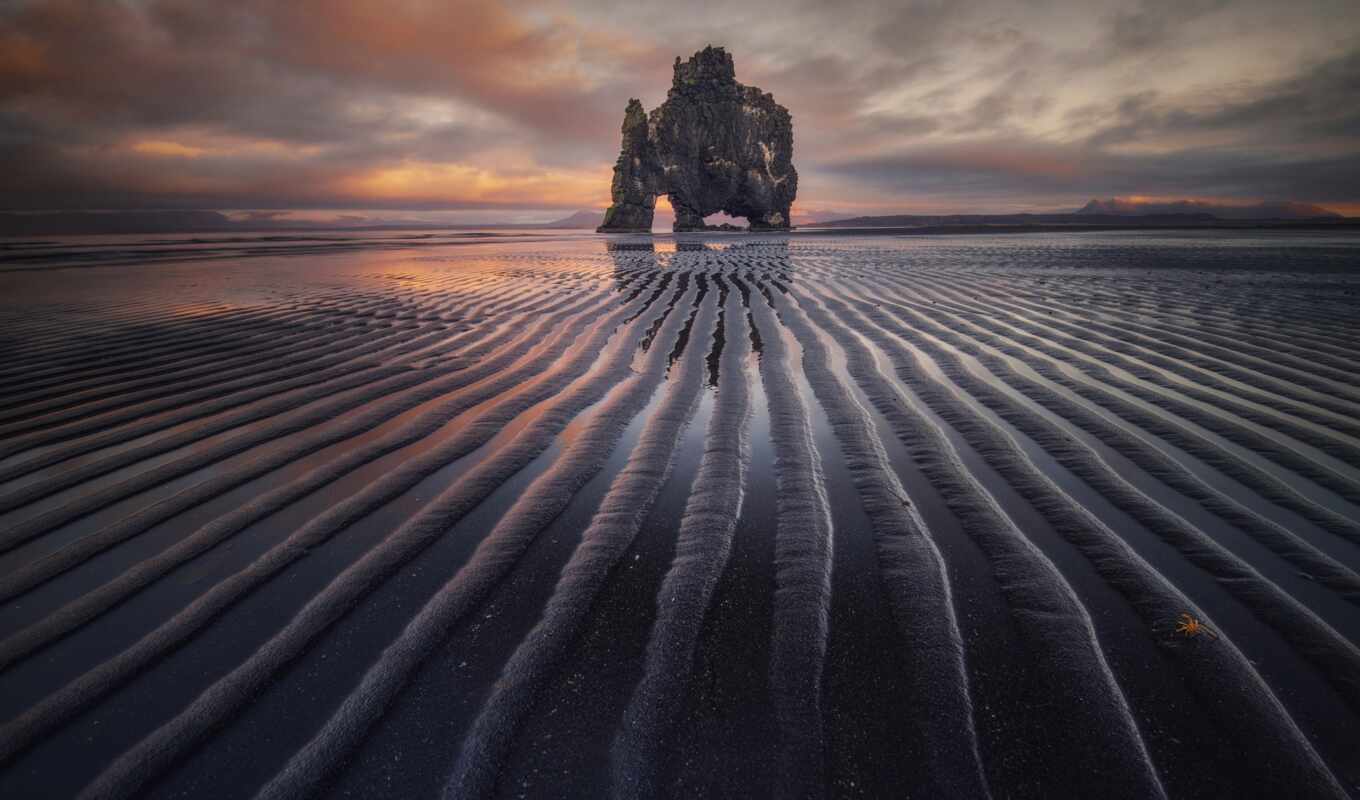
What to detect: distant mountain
<box><xmin>0</xmin><ymin>208</ymin><xmax>613</xmax><ymax>237</ymax></box>
<box><xmin>542</xmin><ymin>210</ymin><xmax>605</xmax><ymax>228</ymax></box>
<box><xmin>791</xmin><ymin>209</ymin><xmax>849</xmax><ymax>226</ymax></box>
<box><xmin>1077</xmin><ymin>198</ymin><xmax>1342</xmax><ymax>220</ymax></box>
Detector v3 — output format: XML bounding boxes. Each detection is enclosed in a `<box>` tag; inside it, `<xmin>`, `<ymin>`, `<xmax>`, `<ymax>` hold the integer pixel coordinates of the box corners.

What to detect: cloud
<box><xmin>0</xmin><ymin>0</ymin><xmax>1357</xmax><ymax>215</ymax></box>
<box><xmin>1074</xmin><ymin>49</ymin><xmax>1360</xmax><ymax>150</ymax></box>
<box><xmin>820</xmin><ymin>141</ymin><xmax>1360</xmax><ymax>211</ymax></box>
<box><xmin>1101</xmin><ymin>0</ymin><xmax>1232</xmax><ymax>57</ymax></box>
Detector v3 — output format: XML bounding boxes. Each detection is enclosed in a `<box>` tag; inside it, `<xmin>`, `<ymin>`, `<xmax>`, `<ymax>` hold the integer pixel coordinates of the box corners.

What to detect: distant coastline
<box><xmin>797</xmin><ymin>217</ymin><xmax>1360</xmax><ymax>236</ymax></box>
<box><xmin>4</xmin><ymin>208</ymin><xmax>1358</xmax><ymax>239</ymax></box>
<box><xmin>0</xmin><ymin>210</ymin><xmax>602</xmax><ymax>238</ymax></box>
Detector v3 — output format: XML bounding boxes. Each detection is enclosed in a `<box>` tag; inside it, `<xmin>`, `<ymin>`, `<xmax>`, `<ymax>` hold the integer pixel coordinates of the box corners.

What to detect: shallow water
<box><xmin>1</xmin><ymin>230</ymin><xmax>1358</xmax><ymax>799</ymax></box>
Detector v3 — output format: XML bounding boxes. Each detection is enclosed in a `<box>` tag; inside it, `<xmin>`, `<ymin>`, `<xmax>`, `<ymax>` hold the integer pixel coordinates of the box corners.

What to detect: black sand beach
<box><xmin>1</xmin><ymin>231</ymin><xmax>1358</xmax><ymax>798</ymax></box>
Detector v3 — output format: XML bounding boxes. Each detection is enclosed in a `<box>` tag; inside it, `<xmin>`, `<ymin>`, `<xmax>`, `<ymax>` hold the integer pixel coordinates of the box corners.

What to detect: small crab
<box><xmin>1173</xmin><ymin>612</ymin><xmax>1216</xmax><ymax>639</ymax></box>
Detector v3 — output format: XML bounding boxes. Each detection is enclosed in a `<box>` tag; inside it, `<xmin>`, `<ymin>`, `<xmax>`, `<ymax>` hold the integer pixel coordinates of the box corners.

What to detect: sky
<box><xmin>2</xmin><ymin>0</ymin><xmax>1358</xmax><ymax>222</ymax></box>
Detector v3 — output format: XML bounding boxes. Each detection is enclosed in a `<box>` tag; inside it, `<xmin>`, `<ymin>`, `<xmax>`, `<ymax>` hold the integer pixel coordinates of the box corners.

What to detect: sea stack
<box><xmin>598</xmin><ymin>46</ymin><xmax>798</xmax><ymax>233</ymax></box>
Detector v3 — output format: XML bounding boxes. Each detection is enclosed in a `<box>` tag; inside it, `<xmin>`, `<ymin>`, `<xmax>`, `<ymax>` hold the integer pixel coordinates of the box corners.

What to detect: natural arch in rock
<box><xmin>597</xmin><ymin>47</ymin><xmax>798</xmax><ymax>233</ymax></box>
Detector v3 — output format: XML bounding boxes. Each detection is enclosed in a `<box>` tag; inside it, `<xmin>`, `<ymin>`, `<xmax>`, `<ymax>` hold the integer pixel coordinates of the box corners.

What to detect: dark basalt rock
<box><xmin>598</xmin><ymin>47</ymin><xmax>797</xmax><ymax>233</ymax></box>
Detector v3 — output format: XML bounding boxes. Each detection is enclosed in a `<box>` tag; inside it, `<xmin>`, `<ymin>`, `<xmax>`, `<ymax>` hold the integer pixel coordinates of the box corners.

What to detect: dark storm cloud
<box><xmin>0</xmin><ymin>0</ymin><xmax>650</xmax><ymax>209</ymax></box>
<box><xmin>0</xmin><ymin>0</ymin><xmax>636</xmax><ymax>141</ymax></box>
<box><xmin>1</xmin><ymin>0</ymin><xmax>1357</xmax><ymax>214</ymax></box>
<box><xmin>1078</xmin><ymin>49</ymin><xmax>1360</xmax><ymax>149</ymax></box>
<box><xmin>1101</xmin><ymin>0</ymin><xmax>1232</xmax><ymax>57</ymax></box>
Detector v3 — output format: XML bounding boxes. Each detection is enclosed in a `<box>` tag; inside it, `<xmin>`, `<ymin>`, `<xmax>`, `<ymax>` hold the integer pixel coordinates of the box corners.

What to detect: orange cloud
<box><xmin>129</xmin><ymin>140</ymin><xmax>209</xmax><ymax>159</ymax></box>
<box><xmin>3</xmin><ymin>0</ymin><xmax>1356</xmax><ymax>216</ymax></box>
<box><xmin>123</xmin><ymin>133</ymin><xmax>324</xmax><ymax>160</ymax></box>
<box><xmin>333</xmin><ymin>160</ymin><xmax>611</xmax><ymax>208</ymax></box>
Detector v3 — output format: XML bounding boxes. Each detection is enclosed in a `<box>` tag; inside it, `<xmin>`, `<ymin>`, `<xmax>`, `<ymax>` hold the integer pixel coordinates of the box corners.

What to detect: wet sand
<box><xmin>1</xmin><ymin>231</ymin><xmax>1358</xmax><ymax>799</ymax></box>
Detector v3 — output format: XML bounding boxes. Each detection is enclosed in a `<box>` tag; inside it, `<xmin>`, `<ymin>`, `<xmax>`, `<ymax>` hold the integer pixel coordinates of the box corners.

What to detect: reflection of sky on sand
<box><xmin>5</xmin><ymin>231</ymin><xmax>1360</xmax><ymax>799</ymax></box>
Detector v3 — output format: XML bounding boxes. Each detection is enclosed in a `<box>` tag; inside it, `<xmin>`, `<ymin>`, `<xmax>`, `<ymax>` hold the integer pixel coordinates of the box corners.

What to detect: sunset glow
<box><xmin>2</xmin><ymin>4</ymin><xmax>1359</xmax><ymax>798</ymax></box>
<box><xmin>1</xmin><ymin>0</ymin><xmax>1356</xmax><ymax>219</ymax></box>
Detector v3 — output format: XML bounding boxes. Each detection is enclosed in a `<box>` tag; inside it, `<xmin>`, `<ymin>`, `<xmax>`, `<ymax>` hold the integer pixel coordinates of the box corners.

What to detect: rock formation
<box><xmin>598</xmin><ymin>46</ymin><xmax>797</xmax><ymax>233</ymax></box>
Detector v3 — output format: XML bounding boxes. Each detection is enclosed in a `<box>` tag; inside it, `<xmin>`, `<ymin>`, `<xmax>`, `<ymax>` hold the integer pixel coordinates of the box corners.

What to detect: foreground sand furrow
<box><xmin>0</xmin><ymin>284</ymin><xmax>634</xmax><ymax>613</ymax></box>
<box><xmin>892</xmin><ymin>281</ymin><xmax>1360</xmax><ymax>568</ymax></box>
<box><xmin>444</xmin><ymin>284</ymin><xmax>717</xmax><ymax>800</ymax></box>
<box><xmin>844</xmin><ymin>289</ymin><xmax>1360</xmax><ymax>720</ymax></box>
<box><xmin>902</xmin><ymin>286</ymin><xmax>1360</xmax><ymax>506</ymax></box>
<box><xmin>0</xmin><ymin>273</ymin><xmax>530</xmax><ymax>414</ymax></box>
<box><xmin>966</xmin><ymin>281</ymin><xmax>1360</xmax><ymax>422</ymax></box>
<box><xmin>960</xmin><ymin>287</ymin><xmax>1360</xmax><ymax>450</ymax></box>
<box><xmin>934</xmin><ymin>271</ymin><xmax>1360</xmax><ymax>355</ymax></box>
<box><xmin>613</xmin><ymin>286</ymin><xmax>753</xmax><ymax>798</ymax></box>
<box><xmin>245</xmin><ymin>283</ymin><xmax>697</xmax><ymax>800</ymax></box>
<box><xmin>858</xmin><ymin>278</ymin><xmax>1360</xmax><ymax>595</ymax></box>
<box><xmin>742</xmin><ymin>276</ymin><xmax>835</xmax><ymax>796</ymax></box>
<box><xmin>1026</xmin><ymin>280</ymin><xmax>1360</xmax><ymax>358</ymax></box>
<box><xmin>905</xmin><ymin>266</ymin><xmax>1360</xmax><ymax>353</ymax></box>
<box><xmin>0</xmin><ymin>289</ymin><xmax>424</xmax><ymax>391</ymax></box>
<box><xmin>0</xmin><ymin>325</ymin><xmax>442</xmax><ymax>468</ymax></box>
<box><xmin>73</xmin><ymin>280</ymin><xmax>697</xmax><ymax>800</ymax></box>
<box><xmin>0</xmin><ymin>304</ymin><xmax>340</xmax><ymax>395</ymax></box>
<box><xmin>0</xmin><ymin>361</ymin><xmax>438</xmax><ymax>526</ymax></box>
<box><xmin>2</xmin><ymin>236</ymin><xmax>1357</xmax><ymax>798</ymax></box>
<box><xmin>896</xmin><ymin>288</ymin><xmax>1360</xmax><ymax>552</ymax></box>
<box><xmin>999</xmin><ymin>283</ymin><xmax>1360</xmax><ymax>382</ymax></box>
<box><xmin>0</xmin><ymin>286</ymin><xmax>584</xmax><ymax>476</ymax></box>
<box><xmin>909</xmin><ymin>278</ymin><xmax>1360</xmax><ymax>462</ymax></box>
<box><xmin>817</xmin><ymin>291</ymin><xmax>1349</xmax><ymax>799</ymax></box>
<box><xmin>796</xmin><ymin>282</ymin><xmax>1172</xmax><ymax>798</ymax></box>
<box><xmin>771</xmin><ymin>285</ymin><xmax>993</xmax><ymax>799</ymax></box>
<box><xmin>0</xmin><ymin>299</ymin><xmax>242</xmax><ymax>360</ymax></box>
<box><xmin>0</xmin><ymin>282</ymin><xmax>597</xmax><ymax>530</ymax></box>
<box><xmin>0</xmin><ymin>281</ymin><xmax>682</xmax><ymax>785</ymax></box>
<box><xmin>0</xmin><ymin>297</ymin><xmax>412</xmax><ymax>409</ymax></box>
<box><xmin>0</xmin><ymin>278</ymin><xmax>555</xmax><ymax>438</ymax></box>
<box><xmin>0</xmin><ymin>312</ymin><xmax>368</xmax><ymax>424</ymax></box>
